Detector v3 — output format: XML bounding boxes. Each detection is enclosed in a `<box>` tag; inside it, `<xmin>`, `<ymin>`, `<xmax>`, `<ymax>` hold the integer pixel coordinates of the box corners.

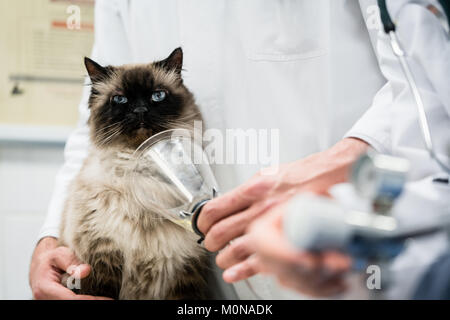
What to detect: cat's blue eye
<box><xmin>112</xmin><ymin>95</ymin><xmax>128</xmax><ymax>104</ymax></box>
<box><xmin>151</xmin><ymin>90</ymin><xmax>167</xmax><ymax>102</ymax></box>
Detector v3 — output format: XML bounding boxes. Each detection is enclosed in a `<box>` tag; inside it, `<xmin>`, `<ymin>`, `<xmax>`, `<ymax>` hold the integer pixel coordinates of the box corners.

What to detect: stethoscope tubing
<box><xmin>379</xmin><ymin>0</ymin><xmax>450</xmax><ymax>175</ymax></box>
<box><xmin>388</xmin><ymin>31</ymin><xmax>450</xmax><ymax>175</ymax></box>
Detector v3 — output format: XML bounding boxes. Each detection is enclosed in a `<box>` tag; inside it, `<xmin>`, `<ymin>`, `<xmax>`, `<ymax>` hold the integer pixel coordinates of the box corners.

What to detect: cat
<box><xmin>59</xmin><ymin>48</ymin><xmax>212</xmax><ymax>299</ymax></box>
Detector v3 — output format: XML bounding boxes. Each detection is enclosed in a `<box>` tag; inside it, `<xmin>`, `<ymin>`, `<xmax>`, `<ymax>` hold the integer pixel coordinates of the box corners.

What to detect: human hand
<box><xmin>198</xmin><ymin>138</ymin><xmax>367</xmax><ymax>276</ymax></box>
<box><xmin>29</xmin><ymin>237</ymin><xmax>111</xmax><ymax>300</ymax></box>
<box><xmin>246</xmin><ymin>204</ymin><xmax>352</xmax><ymax>297</ymax></box>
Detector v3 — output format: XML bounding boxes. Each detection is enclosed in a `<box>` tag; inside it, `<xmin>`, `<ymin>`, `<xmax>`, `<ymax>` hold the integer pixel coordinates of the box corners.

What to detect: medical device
<box><xmin>132</xmin><ymin>129</ymin><xmax>217</xmax><ymax>242</ymax></box>
<box><xmin>133</xmin><ymin>128</ymin><xmax>263</xmax><ymax>299</ymax></box>
<box><xmin>351</xmin><ymin>152</ymin><xmax>410</xmax><ymax>214</ymax></box>
<box><xmin>284</xmin><ymin>152</ymin><xmax>450</xmax><ymax>264</ymax></box>
<box><xmin>378</xmin><ymin>0</ymin><xmax>450</xmax><ymax>175</ymax></box>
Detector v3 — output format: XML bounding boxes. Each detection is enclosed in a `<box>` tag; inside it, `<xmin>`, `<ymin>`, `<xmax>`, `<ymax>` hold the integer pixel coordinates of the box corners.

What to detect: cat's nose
<box><xmin>133</xmin><ymin>106</ymin><xmax>148</xmax><ymax>114</ymax></box>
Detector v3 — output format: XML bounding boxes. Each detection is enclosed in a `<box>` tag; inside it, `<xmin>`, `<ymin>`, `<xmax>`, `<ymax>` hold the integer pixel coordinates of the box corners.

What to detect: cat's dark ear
<box><xmin>84</xmin><ymin>57</ymin><xmax>109</xmax><ymax>82</ymax></box>
<box><xmin>155</xmin><ymin>47</ymin><xmax>183</xmax><ymax>74</ymax></box>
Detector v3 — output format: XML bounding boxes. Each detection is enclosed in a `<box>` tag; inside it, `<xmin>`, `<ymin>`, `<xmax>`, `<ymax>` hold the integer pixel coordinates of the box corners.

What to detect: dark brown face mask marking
<box><xmin>85</xmin><ymin>47</ymin><xmax>199</xmax><ymax>149</ymax></box>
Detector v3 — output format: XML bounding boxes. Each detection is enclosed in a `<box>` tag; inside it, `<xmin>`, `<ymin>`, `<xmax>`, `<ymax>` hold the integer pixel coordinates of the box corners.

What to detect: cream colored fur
<box><xmin>60</xmin><ymin>144</ymin><xmax>209</xmax><ymax>299</ymax></box>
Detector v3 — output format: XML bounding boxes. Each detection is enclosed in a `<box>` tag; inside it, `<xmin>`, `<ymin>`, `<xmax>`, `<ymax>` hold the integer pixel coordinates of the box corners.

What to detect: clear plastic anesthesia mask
<box><xmin>131</xmin><ymin>129</ymin><xmax>218</xmax><ymax>242</ymax></box>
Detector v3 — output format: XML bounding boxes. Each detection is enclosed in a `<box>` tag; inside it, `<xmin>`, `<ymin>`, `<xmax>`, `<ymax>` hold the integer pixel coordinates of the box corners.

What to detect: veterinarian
<box><xmin>30</xmin><ymin>0</ymin><xmax>387</xmax><ymax>299</ymax></box>
<box><xmin>214</xmin><ymin>0</ymin><xmax>450</xmax><ymax>299</ymax></box>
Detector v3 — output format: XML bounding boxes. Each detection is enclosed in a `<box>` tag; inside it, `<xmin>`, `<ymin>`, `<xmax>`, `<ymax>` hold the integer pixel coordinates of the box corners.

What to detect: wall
<box><xmin>0</xmin><ymin>0</ymin><xmax>93</xmax><ymax>299</ymax></box>
<box><xmin>0</xmin><ymin>141</ymin><xmax>64</xmax><ymax>299</ymax></box>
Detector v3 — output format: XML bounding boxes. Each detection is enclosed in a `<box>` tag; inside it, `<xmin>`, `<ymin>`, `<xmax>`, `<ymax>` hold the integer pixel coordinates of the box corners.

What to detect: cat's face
<box><xmin>85</xmin><ymin>48</ymin><xmax>198</xmax><ymax>149</ymax></box>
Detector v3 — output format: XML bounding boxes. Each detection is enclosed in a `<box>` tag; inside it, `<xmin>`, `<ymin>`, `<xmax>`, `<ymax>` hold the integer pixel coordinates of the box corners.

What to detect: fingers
<box><xmin>216</xmin><ymin>235</ymin><xmax>254</xmax><ymax>270</ymax></box>
<box><xmin>320</xmin><ymin>251</ymin><xmax>352</xmax><ymax>275</ymax></box>
<box><xmin>49</xmin><ymin>246</ymin><xmax>90</xmax><ymax>278</ymax></box>
<box><xmin>249</xmin><ymin>208</ymin><xmax>306</xmax><ymax>265</ymax></box>
<box><xmin>198</xmin><ymin>175</ymin><xmax>273</xmax><ymax>235</ymax></box>
<box><xmin>204</xmin><ymin>198</ymin><xmax>278</xmax><ymax>252</ymax></box>
<box><xmin>265</xmin><ymin>252</ymin><xmax>348</xmax><ymax>297</ymax></box>
<box><xmin>73</xmin><ymin>294</ymin><xmax>114</xmax><ymax>300</ymax></box>
<box><xmin>35</xmin><ymin>282</ymin><xmax>112</xmax><ymax>300</ymax></box>
<box><xmin>249</xmin><ymin>204</ymin><xmax>353</xmax><ymax>274</ymax></box>
<box><xmin>33</xmin><ymin>282</ymin><xmax>78</xmax><ymax>300</ymax></box>
<box><xmin>222</xmin><ymin>255</ymin><xmax>261</xmax><ymax>283</ymax></box>
<box><xmin>277</xmin><ymin>272</ymin><xmax>348</xmax><ymax>297</ymax></box>
<box><xmin>31</xmin><ymin>244</ymin><xmax>110</xmax><ymax>300</ymax></box>
<box><xmin>244</xmin><ymin>204</ymin><xmax>352</xmax><ymax>297</ymax></box>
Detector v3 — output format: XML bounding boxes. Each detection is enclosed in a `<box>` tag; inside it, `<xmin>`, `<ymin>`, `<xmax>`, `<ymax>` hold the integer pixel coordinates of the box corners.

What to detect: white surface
<box><xmin>0</xmin><ymin>142</ymin><xmax>64</xmax><ymax>299</ymax></box>
<box><xmin>0</xmin><ymin>124</ymin><xmax>74</xmax><ymax>144</ymax></box>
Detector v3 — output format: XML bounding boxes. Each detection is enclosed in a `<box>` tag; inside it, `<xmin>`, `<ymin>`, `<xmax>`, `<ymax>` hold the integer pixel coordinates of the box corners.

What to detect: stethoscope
<box><xmin>378</xmin><ymin>0</ymin><xmax>450</xmax><ymax>176</ymax></box>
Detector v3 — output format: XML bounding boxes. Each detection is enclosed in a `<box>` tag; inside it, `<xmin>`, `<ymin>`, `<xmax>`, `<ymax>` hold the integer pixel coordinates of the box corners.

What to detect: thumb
<box><xmin>50</xmin><ymin>247</ymin><xmax>91</xmax><ymax>278</ymax></box>
<box><xmin>67</xmin><ymin>264</ymin><xmax>92</xmax><ymax>279</ymax></box>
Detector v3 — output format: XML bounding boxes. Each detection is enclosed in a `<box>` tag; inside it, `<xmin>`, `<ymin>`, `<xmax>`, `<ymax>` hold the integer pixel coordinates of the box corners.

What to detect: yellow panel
<box><xmin>0</xmin><ymin>0</ymin><xmax>94</xmax><ymax>127</ymax></box>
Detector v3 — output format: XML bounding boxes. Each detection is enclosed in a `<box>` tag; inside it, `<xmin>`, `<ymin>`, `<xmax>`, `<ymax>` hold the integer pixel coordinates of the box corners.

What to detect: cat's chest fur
<box><xmin>60</xmin><ymin>147</ymin><xmax>209</xmax><ymax>299</ymax></box>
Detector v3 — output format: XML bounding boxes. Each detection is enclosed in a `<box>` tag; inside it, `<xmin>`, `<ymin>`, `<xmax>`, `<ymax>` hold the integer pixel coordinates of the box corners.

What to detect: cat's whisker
<box><xmin>96</xmin><ymin>121</ymin><xmax>124</xmax><ymax>134</ymax></box>
<box><xmin>97</xmin><ymin>129</ymin><xmax>120</xmax><ymax>141</ymax></box>
<box><xmin>95</xmin><ymin>121</ymin><xmax>128</xmax><ymax>141</ymax></box>
<box><xmin>96</xmin><ymin>130</ymin><xmax>120</xmax><ymax>145</ymax></box>
<box><xmin>164</xmin><ymin>120</ymin><xmax>196</xmax><ymax>131</ymax></box>
<box><xmin>171</xmin><ymin>112</ymin><xmax>202</xmax><ymax>121</ymax></box>
<box><xmin>98</xmin><ymin>126</ymin><xmax>123</xmax><ymax>146</ymax></box>
<box><xmin>101</xmin><ymin>131</ymin><xmax>122</xmax><ymax>146</ymax></box>
<box><xmin>96</xmin><ymin>125</ymin><xmax>119</xmax><ymax>136</ymax></box>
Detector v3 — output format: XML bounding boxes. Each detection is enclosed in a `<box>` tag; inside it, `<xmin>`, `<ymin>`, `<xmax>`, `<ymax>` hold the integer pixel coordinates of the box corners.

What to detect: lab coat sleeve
<box><xmin>38</xmin><ymin>0</ymin><xmax>131</xmax><ymax>240</ymax></box>
<box><xmin>344</xmin><ymin>81</ymin><xmax>393</xmax><ymax>154</ymax></box>
<box><xmin>345</xmin><ymin>1</ymin><xmax>393</xmax><ymax>154</ymax></box>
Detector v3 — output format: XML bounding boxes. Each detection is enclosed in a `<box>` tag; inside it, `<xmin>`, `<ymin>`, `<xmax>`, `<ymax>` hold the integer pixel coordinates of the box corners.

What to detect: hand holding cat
<box><xmin>29</xmin><ymin>237</ymin><xmax>112</xmax><ymax>300</ymax></box>
<box><xmin>197</xmin><ymin>138</ymin><xmax>368</xmax><ymax>284</ymax></box>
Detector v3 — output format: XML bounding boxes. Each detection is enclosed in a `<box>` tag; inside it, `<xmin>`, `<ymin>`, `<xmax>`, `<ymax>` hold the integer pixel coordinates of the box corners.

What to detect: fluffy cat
<box><xmin>59</xmin><ymin>48</ymin><xmax>212</xmax><ymax>299</ymax></box>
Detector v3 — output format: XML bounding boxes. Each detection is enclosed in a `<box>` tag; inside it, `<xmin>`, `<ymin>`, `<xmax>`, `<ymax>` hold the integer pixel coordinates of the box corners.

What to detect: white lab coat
<box><xmin>348</xmin><ymin>0</ymin><xmax>450</xmax><ymax>176</ymax></box>
<box><xmin>345</xmin><ymin>0</ymin><xmax>450</xmax><ymax>299</ymax></box>
<box><xmin>39</xmin><ymin>0</ymin><xmax>387</xmax><ymax>299</ymax></box>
